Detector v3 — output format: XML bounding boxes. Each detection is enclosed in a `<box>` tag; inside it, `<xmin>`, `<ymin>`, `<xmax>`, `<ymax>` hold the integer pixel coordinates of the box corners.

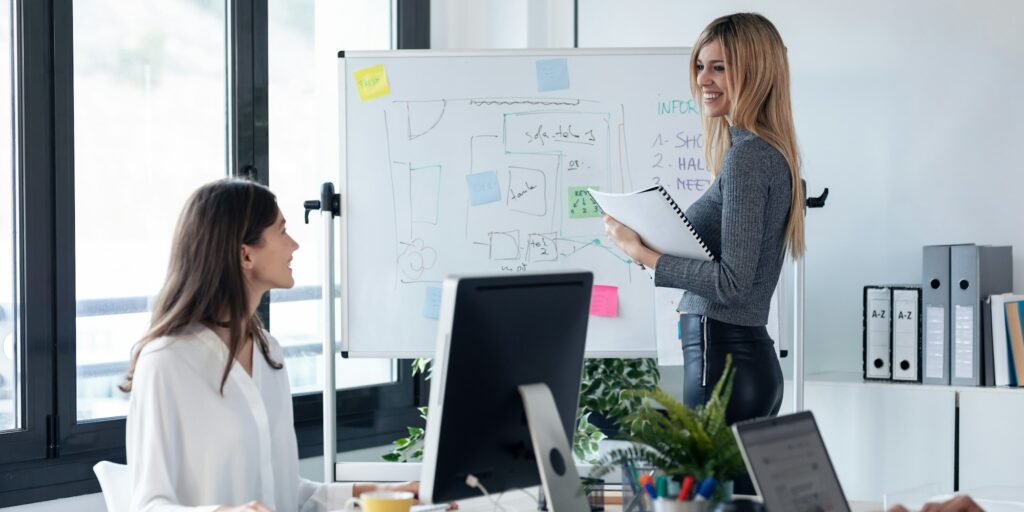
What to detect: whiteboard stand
<box><xmin>794</xmin><ymin>183</ymin><xmax>829</xmax><ymax>412</ymax></box>
<box><xmin>304</xmin><ymin>183</ymin><xmax>342</xmax><ymax>483</ymax></box>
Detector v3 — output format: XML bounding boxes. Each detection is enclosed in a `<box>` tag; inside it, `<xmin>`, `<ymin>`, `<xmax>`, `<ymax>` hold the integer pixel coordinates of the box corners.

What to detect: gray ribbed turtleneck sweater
<box><xmin>654</xmin><ymin>126</ymin><xmax>792</xmax><ymax>326</ymax></box>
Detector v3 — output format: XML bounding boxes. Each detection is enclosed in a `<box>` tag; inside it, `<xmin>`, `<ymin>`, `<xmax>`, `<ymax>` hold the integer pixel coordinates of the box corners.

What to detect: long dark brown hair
<box><xmin>121</xmin><ymin>178</ymin><xmax>284</xmax><ymax>393</ymax></box>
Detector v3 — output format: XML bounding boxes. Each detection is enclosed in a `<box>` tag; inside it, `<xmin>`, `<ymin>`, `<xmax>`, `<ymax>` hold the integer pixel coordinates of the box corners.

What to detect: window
<box><xmin>72</xmin><ymin>0</ymin><xmax>229</xmax><ymax>422</ymax></box>
<box><xmin>0</xmin><ymin>2</ymin><xmax>427</xmax><ymax>507</ymax></box>
<box><xmin>267</xmin><ymin>0</ymin><xmax>394</xmax><ymax>394</ymax></box>
<box><xmin>0</xmin><ymin>0</ymin><xmax>15</xmax><ymax>433</ymax></box>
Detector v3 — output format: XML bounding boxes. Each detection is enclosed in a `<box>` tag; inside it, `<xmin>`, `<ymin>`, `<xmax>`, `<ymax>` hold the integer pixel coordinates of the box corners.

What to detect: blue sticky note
<box><xmin>536</xmin><ymin>58</ymin><xmax>569</xmax><ymax>92</ymax></box>
<box><xmin>422</xmin><ymin>286</ymin><xmax>442</xmax><ymax>320</ymax></box>
<box><xmin>466</xmin><ymin>171</ymin><xmax>501</xmax><ymax>205</ymax></box>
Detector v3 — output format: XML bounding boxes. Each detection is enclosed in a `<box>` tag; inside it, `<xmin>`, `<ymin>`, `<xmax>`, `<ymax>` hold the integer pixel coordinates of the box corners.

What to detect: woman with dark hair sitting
<box><xmin>123</xmin><ymin>178</ymin><xmax>415</xmax><ymax>512</ymax></box>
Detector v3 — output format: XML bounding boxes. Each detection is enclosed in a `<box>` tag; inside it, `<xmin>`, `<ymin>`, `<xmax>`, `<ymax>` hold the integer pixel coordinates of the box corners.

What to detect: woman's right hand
<box><xmin>602</xmin><ymin>214</ymin><xmax>661</xmax><ymax>268</ymax></box>
<box><xmin>888</xmin><ymin>494</ymin><xmax>983</xmax><ymax>512</ymax></box>
<box><xmin>215</xmin><ymin>501</ymin><xmax>274</xmax><ymax>512</ymax></box>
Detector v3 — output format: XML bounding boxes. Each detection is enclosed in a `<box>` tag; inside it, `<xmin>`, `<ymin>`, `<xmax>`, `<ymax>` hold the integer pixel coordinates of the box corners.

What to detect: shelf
<box><xmin>798</xmin><ymin>371</ymin><xmax>1024</xmax><ymax>395</ymax></box>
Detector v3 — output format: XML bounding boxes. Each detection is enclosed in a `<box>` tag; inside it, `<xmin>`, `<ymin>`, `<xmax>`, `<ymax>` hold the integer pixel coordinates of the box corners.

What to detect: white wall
<box><xmin>436</xmin><ymin>0</ymin><xmax>1024</xmax><ymax>374</ymax></box>
<box><xmin>578</xmin><ymin>0</ymin><xmax>1024</xmax><ymax>374</ymax></box>
<box><xmin>431</xmin><ymin>0</ymin><xmax>573</xmax><ymax>49</ymax></box>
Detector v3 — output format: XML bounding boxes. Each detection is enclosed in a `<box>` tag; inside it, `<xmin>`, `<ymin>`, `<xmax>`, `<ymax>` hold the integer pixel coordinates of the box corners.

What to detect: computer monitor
<box><xmin>420</xmin><ymin>272</ymin><xmax>593</xmax><ymax>511</ymax></box>
<box><xmin>733</xmin><ymin>411</ymin><xmax>851</xmax><ymax>512</ymax></box>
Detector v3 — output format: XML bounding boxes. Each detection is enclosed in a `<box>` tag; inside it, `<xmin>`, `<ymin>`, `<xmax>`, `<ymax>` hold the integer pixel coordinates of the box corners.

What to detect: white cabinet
<box><xmin>800</xmin><ymin>374</ymin><xmax>957</xmax><ymax>502</ymax></box>
<box><xmin>958</xmin><ymin>388</ymin><xmax>1024</xmax><ymax>491</ymax></box>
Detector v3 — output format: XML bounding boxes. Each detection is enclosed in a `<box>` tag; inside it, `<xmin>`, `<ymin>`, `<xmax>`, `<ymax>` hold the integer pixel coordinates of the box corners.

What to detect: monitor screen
<box><xmin>734</xmin><ymin>411</ymin><xmax>851</xmax><ymax>512</ymax></box>
<box><xmin>420</xmin><ymin>272</ymin><xmax>593</xmax><ymax>504</ymax></box>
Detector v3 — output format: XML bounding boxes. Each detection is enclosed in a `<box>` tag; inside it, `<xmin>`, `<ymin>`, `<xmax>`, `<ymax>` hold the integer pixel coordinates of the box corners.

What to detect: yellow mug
<box><xmin>344</xmin><ymin>491</ymin><xmax>416</xmax><ymax>512</ymax></box>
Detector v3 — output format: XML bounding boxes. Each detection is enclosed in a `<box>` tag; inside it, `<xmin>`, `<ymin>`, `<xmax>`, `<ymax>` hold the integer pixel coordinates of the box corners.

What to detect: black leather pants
<box><xmin>679</xmin><ymin>314</ymin><xmax>784</xmax><ymax>425</ymax></box>
<box><xmin>680</xmin><ymin>314</ymin><xmax>783</xmax><ymax>496</ymax></box>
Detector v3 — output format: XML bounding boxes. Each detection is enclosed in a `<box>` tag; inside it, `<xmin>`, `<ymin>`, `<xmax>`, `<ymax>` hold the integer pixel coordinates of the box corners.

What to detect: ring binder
<box><xmin>922</xmin><ymin>245</ymin><xmax>952</xmax><ymax>385</ymax></box>
<box><xmin>891</xmin><ymin>286</ymin><xmax>923</xmax><ymax>382</ymax></box>
<box><xmin>863</xmin><ymin>285</ymin><xmax>892</xmax><ymax>380</ymax></box>
<box><xmin>589</xmin><ymin>186</ymin><xmax>714</xmax><ymax>261</ymax></box>
<box><xmin>653</xmin><ymin>186</ymin><xmax>715</xmax><ymax>261</ymax></box>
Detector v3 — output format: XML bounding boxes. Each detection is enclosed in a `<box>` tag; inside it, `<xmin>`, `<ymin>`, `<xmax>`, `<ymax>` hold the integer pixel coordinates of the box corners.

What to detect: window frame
<box><xmin>0</xmin><ymin>0</ymin><xmax>431</xmax><ymax>507</ymax></box>
<box><xmin>0</xmin><ymin>0</ymin><xmax>54</xmax><ymax>467</ymax></box>
<box><xmin>397</xmin><ymin>0</ymin><xmax>430</xmax><ymax>50</ymax></box>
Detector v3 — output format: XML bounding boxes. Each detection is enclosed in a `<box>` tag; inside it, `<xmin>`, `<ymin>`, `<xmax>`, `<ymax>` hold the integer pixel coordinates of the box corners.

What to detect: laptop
<box><xmin>733</xmin><ymin>411</ymin><xmax>851</xmax><ymax>512</ymax></box>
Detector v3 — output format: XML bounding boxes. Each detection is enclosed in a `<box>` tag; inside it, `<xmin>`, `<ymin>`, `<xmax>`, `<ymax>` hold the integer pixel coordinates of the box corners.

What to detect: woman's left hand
<box><xmin>354</xmin><ymin>481</ymin><xmax>418</xmax><ymax>498</ymax></box>
<box><xmin>378</xmin><ymin>481</ymin><xmax>419</xmax><ymax>496</ymax></box>
<box><xmin>603</xmin><ymin>214</ymin><xmax>660</xmax><ymax>268</ymax></box>
<box><xmin>353</xmin><ymin>482</ymin><xmax>458</xmax><ymax>509</ymax></box>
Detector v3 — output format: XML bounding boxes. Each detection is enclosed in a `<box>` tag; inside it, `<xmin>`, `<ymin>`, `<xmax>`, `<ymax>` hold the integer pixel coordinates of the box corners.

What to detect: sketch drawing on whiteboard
<box><xmin>384</xmin><ymin>96</ymin><xmax>646</xmax><ymax>284</ymax></box>
<box><xmin>526</xmin><ymin>233</ymin><xmax>559</xmax><ymax>263</ymax></box>
<box><xmin>409</xmin><ymin>164</ymin><xmax>442</xmax><ymax>225</ymax></box>
<box><xmin>469</xmin><ymin>97</ymin><xmax>585</xmax><ymax>107</ymax></box>
<box><xmin>506</xmin><ymin>166</ymin><xmax>547</xmax><ymax>216</ymax></box>
<box><xmin>485</xmin><ymin>230</ymin><xmax>521</xmax><ymax>261</ymax></box>
<box><xmin>404</xmin><ymin>100</ymin><xmax>447</xmax><ymax>141</ymax></box>
<box><xmin>397</xmin><ymin>238</ymin><xmax>438</xmax><ymax>283</ymax></box>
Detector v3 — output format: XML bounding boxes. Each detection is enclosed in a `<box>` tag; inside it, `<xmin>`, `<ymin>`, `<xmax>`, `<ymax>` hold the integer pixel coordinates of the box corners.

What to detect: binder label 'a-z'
<box><xmin>865</xmin><ymin>288</ymin><xmax>891</xmax><ymax>379</ymax></box>
<box><xmin>892</xmin><ymin>289</ymin><xmax>921</xmax><ymax>381</ymax></box>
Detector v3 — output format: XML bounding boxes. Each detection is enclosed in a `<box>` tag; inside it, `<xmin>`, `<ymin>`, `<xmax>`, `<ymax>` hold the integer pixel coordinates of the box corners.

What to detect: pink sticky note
<box><xmin>590</xmin><ymin>285</ymin><xmax>619</xmax><ymax>317</ymax></box>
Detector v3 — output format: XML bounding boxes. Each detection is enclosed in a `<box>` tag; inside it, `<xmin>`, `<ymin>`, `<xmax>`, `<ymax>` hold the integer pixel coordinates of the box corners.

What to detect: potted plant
<box><xmin>591</xmin><ymin>356</ymin><xmax>746</xmax><ymax>503</ymax></box>
<box><xmin>579</xmin><ymin>357</ymin><xmax>661</xmax><ymax>437</ymax></box>
<box><xmin>381</xmin><ymin>358</ymin><xmax>430</xmax><ymax>462</ymax></box>
<box><xmin>383</xmin><ymin>357</ymin><xmax>661</xmax><ymax>463</ymax></box>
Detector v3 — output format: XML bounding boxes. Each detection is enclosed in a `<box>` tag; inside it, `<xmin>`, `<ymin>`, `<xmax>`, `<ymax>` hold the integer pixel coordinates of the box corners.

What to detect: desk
<box><xmin>451</xmin><ymin>487</ymin><xmax>540</xmax><ymax>511</ymax></box>
<box><xmin>443</xmin><ymin>487</ymin><xmax>883</xmax><ymax>512</ymax></box>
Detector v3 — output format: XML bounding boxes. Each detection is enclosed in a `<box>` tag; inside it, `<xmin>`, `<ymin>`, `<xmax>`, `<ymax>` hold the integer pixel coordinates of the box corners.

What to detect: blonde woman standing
<box><xmin>605</xmin><ymin>13</ymin><xmax>803</xmax><ymax>426</ymax></box>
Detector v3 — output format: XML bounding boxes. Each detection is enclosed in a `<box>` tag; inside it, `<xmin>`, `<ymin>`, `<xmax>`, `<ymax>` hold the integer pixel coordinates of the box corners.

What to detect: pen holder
<box><xmin>653</xmin><ymin>498</ymin><xmax>708</xmax><ymax>512</ymax></box>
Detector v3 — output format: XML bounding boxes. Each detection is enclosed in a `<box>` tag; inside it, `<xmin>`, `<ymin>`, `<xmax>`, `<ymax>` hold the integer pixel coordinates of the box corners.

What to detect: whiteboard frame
<box><xmin>337</xmin><ymin>47</ymin><xmax>698</xmax><ymax>359</ymax></box>
<box><xmin>337</xmin><ymin>53</ymin><xmax>350</xmax><ymax>357</ymax></box>
<box><xmin>340</xmin><ymin>47</ymin><xmax>689</xmax><ymax>60</ymax></box>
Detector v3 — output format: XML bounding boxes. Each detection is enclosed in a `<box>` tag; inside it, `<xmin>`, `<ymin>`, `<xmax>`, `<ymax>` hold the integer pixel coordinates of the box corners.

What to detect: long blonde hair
<box><xmin>121</xmin><ymin>178</ymin><xmax>283</xmax><ymax>393</ymax></box>
<box><xmin>690</xmin><ymin>13</ymin><xmax>805</xmax><ymax>258</ymax></box>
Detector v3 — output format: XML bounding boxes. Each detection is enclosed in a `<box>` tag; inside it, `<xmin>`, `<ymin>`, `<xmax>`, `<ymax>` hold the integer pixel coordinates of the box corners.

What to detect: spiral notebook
<box><xmin>588</xmin><ymin>186</ymin><xmax>714</xmax><ymax>261</ymax></box>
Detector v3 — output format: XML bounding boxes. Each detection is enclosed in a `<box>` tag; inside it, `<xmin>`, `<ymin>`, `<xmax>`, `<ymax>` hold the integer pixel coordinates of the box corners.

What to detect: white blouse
<box><xmin>127</xmin><ymin>324</ymin><xmax>353</xmax><ymax>512</ymax></box>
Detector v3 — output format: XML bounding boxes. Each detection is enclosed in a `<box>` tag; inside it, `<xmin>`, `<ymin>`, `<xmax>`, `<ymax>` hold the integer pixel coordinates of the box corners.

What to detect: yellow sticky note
<box><xmin>353</xmin><ymin>64</ymin><xmax>391</xmax><ymax>102</ymax></box>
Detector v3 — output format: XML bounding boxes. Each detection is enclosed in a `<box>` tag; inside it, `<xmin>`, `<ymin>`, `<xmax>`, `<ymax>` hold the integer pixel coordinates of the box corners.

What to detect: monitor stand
<box><xmin>518</xmin><ymin>383</ymin><xmax>591</xmax><ymax>512</ymax></box>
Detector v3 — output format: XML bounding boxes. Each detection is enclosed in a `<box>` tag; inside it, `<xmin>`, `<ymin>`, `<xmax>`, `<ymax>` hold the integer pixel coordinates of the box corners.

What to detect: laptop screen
<box><xmin>733</xmin><ymin>411</ymin><xmax>851</xmax><ymax>512</ymax></box>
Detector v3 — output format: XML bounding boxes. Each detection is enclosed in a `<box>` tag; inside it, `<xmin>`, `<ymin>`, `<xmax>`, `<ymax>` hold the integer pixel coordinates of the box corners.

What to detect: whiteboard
<box><xmin>339</xmin><ymin>48</ymin><xmax>713</xmax><ymax>357</ymax></box>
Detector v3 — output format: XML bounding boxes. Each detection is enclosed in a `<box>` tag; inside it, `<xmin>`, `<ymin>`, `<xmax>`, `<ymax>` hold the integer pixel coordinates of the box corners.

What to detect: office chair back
<box><xmin>93</xmin><ymin>461</ymin><xmax>131</xmax><ymax>512</ymax></box>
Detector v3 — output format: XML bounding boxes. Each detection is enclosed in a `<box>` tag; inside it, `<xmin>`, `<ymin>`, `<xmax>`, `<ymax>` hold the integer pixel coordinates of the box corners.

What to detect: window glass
<box><xmin>268</xmin><ymin>0</ymin><xmax>394</xmax><ymax>394</ymax></box>
<box><xmin>0</xmin><ymin>0</ymin><xmax>16</xmax><ymax>431</ymax></box>
<box><xmin>73</xmin><ymin>1</ymin><xmax>228</xmax><ymax>421</ymax></box>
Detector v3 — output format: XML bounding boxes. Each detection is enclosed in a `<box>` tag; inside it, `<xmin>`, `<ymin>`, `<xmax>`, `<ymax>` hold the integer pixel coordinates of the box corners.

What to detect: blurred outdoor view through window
<box><xmin>0</xmin><ymin>0</ymin><xmax>16</xmax><ymax>432</ymax></box>
<box><xmin>70</xmin><ymin>0</ymin><xmax>394</xmax><ymax>422</ymax></box>
<box><xmin>266</xmin><ymin>1</ymin><xmax>395</xmax><ymax>399</ymax></box>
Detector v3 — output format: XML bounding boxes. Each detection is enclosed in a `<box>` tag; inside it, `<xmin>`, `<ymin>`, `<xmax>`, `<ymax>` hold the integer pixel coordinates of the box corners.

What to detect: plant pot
<box><xmin>653</xmin><ymin>498</ymin><xmax>708</xmax><ymax>512</ymax></box>
<box><xmin>586</xmin><ymin>411</ymin><xmax>622</xmax><ymax>438</ymax></box>
<box><xmin>718</xmin><ymin>480</ymin><xmax>734</xmax><ymax>502</ymax></box>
